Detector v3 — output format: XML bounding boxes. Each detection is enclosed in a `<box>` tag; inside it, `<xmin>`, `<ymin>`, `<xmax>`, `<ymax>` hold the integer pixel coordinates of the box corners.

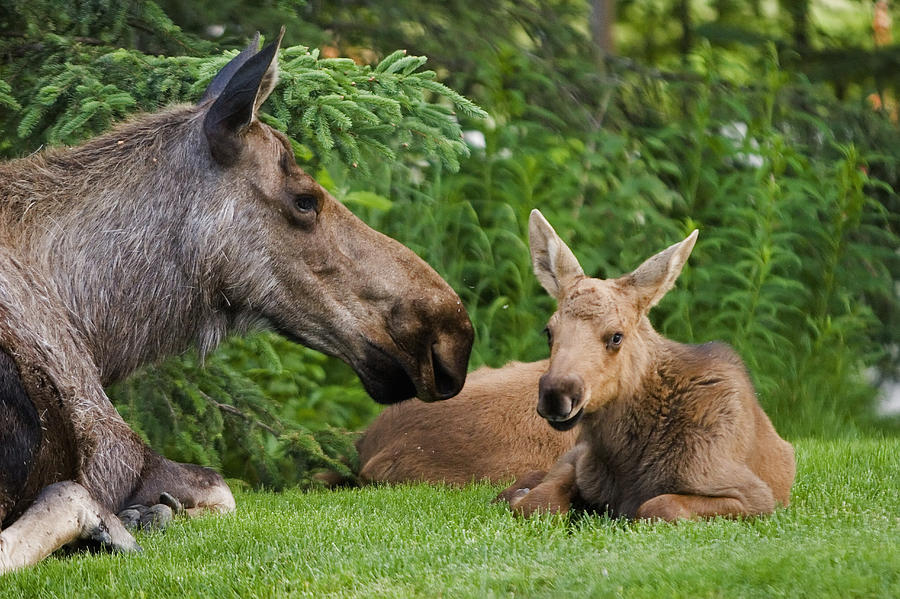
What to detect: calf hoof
<box><xmin>508</xmin><ymin>484</ymin><xmax>572</xmax><ymax>518</ymax></box>
<box><xmin>493</xmin><ymin>471</ymin><xmax>547</xmax><ymax>505</ymax></box>
<box><xmin>512</xmin><ymin>488</ymin><xmax>531</xmax><ymax>501</ymax></box>
<box><xmin>510</xmin><ymin>493</ymin><xmax>567</xmax><ymax>518</ymax></box>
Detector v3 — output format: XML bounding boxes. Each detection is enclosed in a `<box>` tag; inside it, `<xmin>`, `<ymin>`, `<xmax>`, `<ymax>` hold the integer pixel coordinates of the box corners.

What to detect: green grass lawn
<box><xmin>3</xmin><ymin>438</ymin><xmax>898</xmax><ymax>598</ymax></box>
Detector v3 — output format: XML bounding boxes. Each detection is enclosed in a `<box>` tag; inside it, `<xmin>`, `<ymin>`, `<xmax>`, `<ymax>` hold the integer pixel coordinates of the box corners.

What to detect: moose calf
<box><xmin>496</xmin><ymin>210</ymin><xmax>795</xmax><ymax>520</ymax></box>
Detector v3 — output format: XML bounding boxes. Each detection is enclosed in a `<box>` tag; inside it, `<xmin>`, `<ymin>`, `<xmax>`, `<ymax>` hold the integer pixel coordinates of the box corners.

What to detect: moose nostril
<box><xmin>431</xmin><ymin>344</ymin><xmax>460</xmax><ymax>400</ymax></box>
<box><xmin>538</xmin><ymin>373</ymin><xmax>584</xmax><ymax>420</ymax></box>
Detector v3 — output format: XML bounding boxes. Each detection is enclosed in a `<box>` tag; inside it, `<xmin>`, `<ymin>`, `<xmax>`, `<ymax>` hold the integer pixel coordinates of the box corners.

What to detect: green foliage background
<box><xmin>2</xmin><ymin>0</ymin><xmax>898</xmax><ymax>488</ymax></box>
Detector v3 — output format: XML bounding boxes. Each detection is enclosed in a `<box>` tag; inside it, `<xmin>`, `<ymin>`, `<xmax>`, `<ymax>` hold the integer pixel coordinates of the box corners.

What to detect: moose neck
<box><xmin>585</xmin><ymin>318</ymin><xmax>673</xmax><ymax>429</ymax></box>
<box><xmin>1</xmin><ymin>108</ymin><xmax>249</xmax><ymax>385</ymax></box>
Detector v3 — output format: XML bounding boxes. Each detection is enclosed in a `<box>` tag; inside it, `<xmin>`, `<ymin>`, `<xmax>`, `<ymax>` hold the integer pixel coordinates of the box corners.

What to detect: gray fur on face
<box><xmin>2</xmin><ymin>109</ymin><xmax>266</xmax><ymax>383</ymax></box>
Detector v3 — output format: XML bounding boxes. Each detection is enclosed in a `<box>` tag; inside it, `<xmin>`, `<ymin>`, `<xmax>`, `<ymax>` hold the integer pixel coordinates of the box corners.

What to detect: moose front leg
<box><xmin>636</xmin><ymin>466</ymin><xmax>777</xmax><ymax>521</ymax></box>
<box><xmin>121</xmin><ymin>449</ymin><xmax>235</xmax><ymax>526</ymax></box>
<box><xmin>635</xmin><ymin>494</ymin><xmax>751</xmax><ymax>521</ymax></box>
<box><xmin>493</xmin><ymin>470</ymin><xmax>548</xmax><ymax>505</ymax></box>
<box><xmin>495</xmin><ymin>444</ymin><xmax>585</xmax><ymax>517</ymax></box>
<box><xmin>0</xmin><ymin>482</ymin><xmax>139</xmax><ymax>575</ymax></box>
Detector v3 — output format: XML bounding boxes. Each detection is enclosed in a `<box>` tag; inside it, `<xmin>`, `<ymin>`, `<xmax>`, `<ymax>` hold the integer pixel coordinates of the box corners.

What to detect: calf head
<box><xmin>196</xmin><ymin>31</ymin><xmax>473</xmax><ymax>402</ymax></box>
<box><xmin>528</xmin><ymin>210</ymin><xmax>697</xmax><ymax>429</ymax></box>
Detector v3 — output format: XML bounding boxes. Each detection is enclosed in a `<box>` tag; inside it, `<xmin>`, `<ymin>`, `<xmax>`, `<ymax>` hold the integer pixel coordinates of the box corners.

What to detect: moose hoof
<box><xmin>493</xmin><ymin>485</ymin><xmax>532</xmax><ymax>506</ymax></box>
<box><xmin>118</xmin><ymin>503</ymin><xmax>175</xmax><ymax>531</ymax></box>
<box><xmin>492</xmin><ymin>470</ymin><xmax>547</xmax><ymax>505</ymax></box>
<box><xmin>82</xmin><ymin>513</ymin><xmax>141</xmax><ymax>554</ymax></box>
<box><xmin>510</xmin><ymin>488</ymin><xmax>531</xmax><ymax>503</ymax></box>
<box><xmin>117</xmin><ymin>508</ymin><xmax>142</xmax><ymax>530</ymax></box>
<box><xmin>159</xmin><ymin>492</ymin><xmax>184</xmax><ymax>515</ymax></box>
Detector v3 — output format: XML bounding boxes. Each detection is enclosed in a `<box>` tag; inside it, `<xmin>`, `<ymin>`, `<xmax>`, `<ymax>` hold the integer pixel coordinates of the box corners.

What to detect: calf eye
<box><xmin>294</xmin><ymin>193</ymin><xmax>318</xmax><ymax>213</ymax></box>
<box><xmin>543</xmin><ymin>327</ymin><xmax>553</xmax><ymax>346</ymax></box>
<box><xmin>608</xmin><ymin>332</ymin><xmax>624</xmax><ymax>350</ymax></box>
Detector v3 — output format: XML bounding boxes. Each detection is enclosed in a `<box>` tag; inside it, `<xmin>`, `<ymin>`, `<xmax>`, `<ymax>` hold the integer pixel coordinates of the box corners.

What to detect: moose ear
<box><xmin>203</xmin><ymin>27</ymin><xmax>284</xmax><ymax>165</ymax></box>
<box><xmin>529</xmin><ymin>209</ymin><xmax>584</xmax><ymax>300</ymax></box>
<box><xmin>198</xmin><ymin>32</ymin><xmax>261</xmax><ymax>104</ymax></box>
<box><xmin>626</xmin><ymin>230</ymin><xmax>698</xmax><ymax>312</ymax></box>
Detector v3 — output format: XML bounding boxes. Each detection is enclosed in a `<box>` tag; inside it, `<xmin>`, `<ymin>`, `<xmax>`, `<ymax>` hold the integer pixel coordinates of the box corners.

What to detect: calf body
<box><xmin>358</xmin><ymin>360</ymin><xmax>578</xmax><ymax>485</ymax></box>
<box><xmin>498</xmin><ymin>211</ymin><xmax>794</xmax><ymax>520</ymax></box>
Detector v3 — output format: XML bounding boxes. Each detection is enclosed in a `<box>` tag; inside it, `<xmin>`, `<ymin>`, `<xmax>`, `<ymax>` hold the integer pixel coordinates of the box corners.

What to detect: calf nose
<box><xmin>538</xmin><ymin>373</ymin><xmax>584</xmax><ymax>421</ymax></box>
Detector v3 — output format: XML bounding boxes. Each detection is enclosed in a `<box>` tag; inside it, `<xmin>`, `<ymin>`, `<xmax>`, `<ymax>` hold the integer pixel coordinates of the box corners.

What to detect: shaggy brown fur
<box><xmin>496</xmin><ymin>210</ymin><xmax>794</xmax><ymax>521</ymax></box>
<box><xmin>357</xmin><ymin>360</ymin><xmax>578</xmax><ymax>485</ymax></box>
<box><xmin>0</xmin><ymin>30</ymin><xmax>472</xmax><ymax>573</ymax></box>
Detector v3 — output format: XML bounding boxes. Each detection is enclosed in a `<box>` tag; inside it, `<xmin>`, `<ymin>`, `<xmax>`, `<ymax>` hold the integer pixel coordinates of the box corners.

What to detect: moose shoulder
<box><xmin>0</xmin><ymin>30</ymin><xmax>472</xmax><ymax>574</ymax></box>
<box><xmin>496</xmin><ymin>210</ymin><xmax>794</xmax><ymax>521</ymax></box>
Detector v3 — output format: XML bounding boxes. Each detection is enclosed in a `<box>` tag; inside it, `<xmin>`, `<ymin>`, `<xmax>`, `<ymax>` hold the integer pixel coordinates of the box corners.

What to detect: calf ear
<box><xmin>529</xmin><ymin>209</ymin><xmax>584</xmax><ymax>300</ymax></box>
<box><xmin>626</xmin><ymin>230</ymin><xmax>698</xmax><ymax>312</ymax></box>
<box><xmin>203</xmin><ymin>27</ymin><xmax>284</xmax><ymax>165</ymax></box>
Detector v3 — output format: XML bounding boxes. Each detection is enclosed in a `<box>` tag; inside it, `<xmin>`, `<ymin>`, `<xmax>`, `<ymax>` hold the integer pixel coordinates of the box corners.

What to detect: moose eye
<box><xmin>294</xmin><ymin>193</ymin><xmax>318</xmax><ymax>213</ymax></box>
<box><xmin>543</xmin><ymin>327</ymin><xmax>553</xmax><ymax>346</ymax></box>
<box><xmin>608</xmin><ymin>332</ymin><xmax>624</xmax><ymax>349</ymax></box>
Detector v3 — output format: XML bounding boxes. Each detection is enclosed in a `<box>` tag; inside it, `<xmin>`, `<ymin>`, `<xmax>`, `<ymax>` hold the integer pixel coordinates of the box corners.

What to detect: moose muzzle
<box><xmin>538</xmin><ymin>372</ymin><xmax>585</xmax><ymax>431</ymax></box>
<box><xmin>379</xmin><ymin>294</ymin><xmax>473</xmax><ymax>404</ymax></box>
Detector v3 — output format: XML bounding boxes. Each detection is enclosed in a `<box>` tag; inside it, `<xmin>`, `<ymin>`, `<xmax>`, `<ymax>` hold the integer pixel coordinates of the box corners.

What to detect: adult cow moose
<box><xmin>0</xmin><ymin>30</ymin><xmax>473</xmax><ymax>573</ymax></box>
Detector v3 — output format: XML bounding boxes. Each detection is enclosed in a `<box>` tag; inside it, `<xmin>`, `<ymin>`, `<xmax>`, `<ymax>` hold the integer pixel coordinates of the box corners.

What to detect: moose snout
<box><xmin>538</xmin><ymin>372</ymin><xmax>585</xmax><ymax>422</ymax></box>
<box><xmin>430</xmin><ymin>333</ymin><xmax>469</xmax><ymax>400</ymax></box>
<box><xmin>419</xmin><ymin>297</ymin><xmax>473</xmax><ymax>401</ymax></box>
<box><xmin>385</xmin><ymin>294</ymin><xmax>473</xmax><ymax>403</ymax></box>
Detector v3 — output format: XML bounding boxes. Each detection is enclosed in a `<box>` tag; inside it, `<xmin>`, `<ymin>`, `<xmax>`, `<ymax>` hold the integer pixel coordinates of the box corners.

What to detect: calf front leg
<box><xmin>509</xmin><ymin>463</ymin><xmax>576</xmax><ymax>517</ymax></box>
<box><xmin>636</xmin><ymin>466</ymin><xmax>777</xmax><ymax>521</ymax></box>
<box><xmin>636</xmin><ymin>494</ymin><xmax>749</xmax><ymax>521</ymax></box>
<box><xmin>495</xmin><ymin>444</ymin><xmax>585</xmax><ymax>517</ymax></box>
<box><xmin>0</xmin><ymin>482</ymin><xmax>139</xmax><ymax>575</ymax></box>
<box><xmin>493</xmin><ymin>470</ymin><xmax>548</xmax><ymax>505</ymax></box>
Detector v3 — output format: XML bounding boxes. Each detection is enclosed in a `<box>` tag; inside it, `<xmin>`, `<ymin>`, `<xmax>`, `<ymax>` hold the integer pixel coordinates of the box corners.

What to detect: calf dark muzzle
<box><xmin>537</xmin><ymin>372</ymin><xmax>585</xmax><ymax>430</ymax></box>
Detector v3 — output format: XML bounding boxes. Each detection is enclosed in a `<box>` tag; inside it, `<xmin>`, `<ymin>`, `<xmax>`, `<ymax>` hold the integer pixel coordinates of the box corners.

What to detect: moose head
<box><xmin>193</xmin><ymin>31</ymin><xmax>474</xmax><ymax>403</ymax></box>
<box><xmin>9</xmin><ymin>31</ymin><xmax>473</xmax><ymax>403</ymax></box>
<box><xmin>528</xmin><ymin>209</ymin><xmax>697</xmax><ymax>429</ymax></box>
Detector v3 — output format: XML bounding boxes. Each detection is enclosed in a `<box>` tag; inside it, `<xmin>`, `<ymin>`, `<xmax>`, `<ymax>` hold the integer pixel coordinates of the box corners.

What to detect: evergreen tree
<box><xmin>0</xmin><ymin>0</ymin><xmax>486</xmax><ymax>488</ymax></box>
<box><xmin>2</xmin><ymin>1</ymin><xmax>897</xmax><ymax>488</ymax></box>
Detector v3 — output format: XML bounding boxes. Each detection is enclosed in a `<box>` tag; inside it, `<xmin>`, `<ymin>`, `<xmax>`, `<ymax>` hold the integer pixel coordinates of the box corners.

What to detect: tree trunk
<box><xmin>781</xmin><ymin>0</ymin><xmax>810</xmax><ymax>51</ymax></box>
<box><xmin>677</xmin><ymin>0</ymin><xmax>692</xmax><ymax>64</ymax></box>
<box><xmin>590</xmin><ymin>0</ymin><xmax>616</xmax><ymax>67</ymax></box>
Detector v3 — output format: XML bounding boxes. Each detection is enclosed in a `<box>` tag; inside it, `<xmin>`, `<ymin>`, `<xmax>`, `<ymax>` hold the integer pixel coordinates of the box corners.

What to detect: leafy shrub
<box><xmin>110</xmin><ymin>333</ymin><xmax>372</xmax><ymax>488</ymax></box>
<box><xmin>4</xmin><ymin>6</ymin><xmax>897</xmax><ymax>489</ymax></box>
<box><xmin>353</xmin><ymin>51</ymin><xmax>899</xmax><ymax>439</ymax></box>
